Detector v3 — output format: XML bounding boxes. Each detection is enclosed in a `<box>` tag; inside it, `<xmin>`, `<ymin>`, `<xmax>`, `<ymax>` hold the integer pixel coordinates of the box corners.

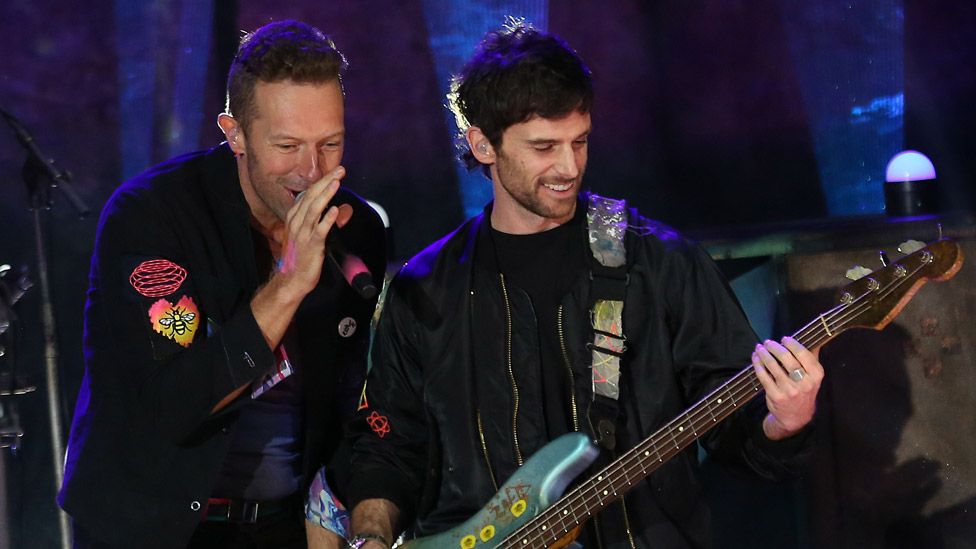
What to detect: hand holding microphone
<box><xmin>293</xmin><ymin>172</ymin><xmax>376</xmax><ymax>300</ymax></box>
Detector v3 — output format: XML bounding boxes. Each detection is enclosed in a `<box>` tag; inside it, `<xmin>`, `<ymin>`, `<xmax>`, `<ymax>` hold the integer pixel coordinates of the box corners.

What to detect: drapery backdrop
<box><xmin>1</xmin><ymin>1</ymin><xmax>973</xmax><ymax>547</ymax></box>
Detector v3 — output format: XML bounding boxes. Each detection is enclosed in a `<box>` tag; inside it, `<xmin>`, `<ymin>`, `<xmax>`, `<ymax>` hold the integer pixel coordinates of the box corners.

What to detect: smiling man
<box><xmin>59</xmin><ymin>21</ymin><xmax>385</xmax><ymax>548</ymax></box>
<box><xmin>339</xmin><ymin>22</ymin><xmax>823</xmax><ymax>549</ymax></box>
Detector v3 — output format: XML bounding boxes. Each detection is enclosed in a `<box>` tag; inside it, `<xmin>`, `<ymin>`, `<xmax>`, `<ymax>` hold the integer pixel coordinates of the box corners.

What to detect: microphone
<box><xmin>327</xmin><ymin>230</ymin><xmax>377</xmax><ymax>300</ymax></box>
<box><xmin>295</xmin><ymin>190</ymin><xmax>377</xmax><ymax>300</ymax></box>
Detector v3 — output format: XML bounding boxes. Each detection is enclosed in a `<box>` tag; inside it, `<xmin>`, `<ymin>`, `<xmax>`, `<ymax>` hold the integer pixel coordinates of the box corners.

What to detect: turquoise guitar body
<box><xmin>401</xmin><ymin>432</ymin><xmax>598</xmax><ymax>549</ymax></box>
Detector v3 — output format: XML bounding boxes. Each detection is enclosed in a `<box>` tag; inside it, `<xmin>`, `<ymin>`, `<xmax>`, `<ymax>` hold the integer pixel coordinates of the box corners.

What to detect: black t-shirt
<box><xmin>481</xmin><ymin>206</ymin><xmax>588</xmax><ymax>439</ymax></box>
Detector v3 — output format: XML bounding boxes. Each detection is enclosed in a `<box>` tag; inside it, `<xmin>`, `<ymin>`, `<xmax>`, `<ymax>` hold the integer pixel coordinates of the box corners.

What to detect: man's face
<box><xmin>237</xmin><ymin>79</ymin><xmax>345</xmax><ymax>230</ymax></box>
<box><xmin>489</xmin><ymin>110</ymin><xmax>590</xmax><ymax>234</ymax></box>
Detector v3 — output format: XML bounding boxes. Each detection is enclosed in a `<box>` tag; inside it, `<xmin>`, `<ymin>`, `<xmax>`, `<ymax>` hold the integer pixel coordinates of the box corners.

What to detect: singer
<box><xmin>58</xmin><ymin>20</ymin><xmax>385</xmax><ymax>549</ymax></box>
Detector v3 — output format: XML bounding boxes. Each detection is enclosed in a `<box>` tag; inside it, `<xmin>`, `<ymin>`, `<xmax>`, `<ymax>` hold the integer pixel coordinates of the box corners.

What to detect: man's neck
<box><xmin>489</xmin><ymin>200</ymin><xmax>576</xmax><ymax>235</ymax></box>
<box><xmin>249</xmin><ymin>215</ymin><xmax>285</xmax><ymax>260</ymax></box>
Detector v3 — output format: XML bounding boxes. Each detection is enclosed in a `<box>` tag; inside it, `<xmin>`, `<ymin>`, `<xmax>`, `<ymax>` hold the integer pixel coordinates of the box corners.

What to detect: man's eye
<box><xmin>276</xmin><ymin>144</ymin><xmax>298</xmax><ymax>151</ymax></box>
<box><xmin>322</xmin><ymin>142</ymin><xmax>342</xmax><ymax>150</ymax></box>
<box><xmin>533</xmin><ymin>145</ymin><xmax>554</xmax><ymax>152</ymax></box>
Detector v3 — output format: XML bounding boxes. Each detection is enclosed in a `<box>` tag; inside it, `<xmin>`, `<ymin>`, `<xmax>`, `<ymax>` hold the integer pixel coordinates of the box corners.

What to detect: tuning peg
<box><xmin>846</xmin><ymin>265</ymin><xmax>873</xmax><ymax>280</ymax></box>
<box><xmin>897</xmin><ymin>240</ymin><xmax>926</xmax><ymax>255</ymax></box>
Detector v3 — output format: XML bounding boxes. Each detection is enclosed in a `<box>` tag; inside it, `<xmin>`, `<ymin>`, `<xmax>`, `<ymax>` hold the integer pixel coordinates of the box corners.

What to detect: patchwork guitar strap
<box><xmin>585</xmin><ymin>194</ymin><xmax>629</xmax><ymax>451</ymax></box>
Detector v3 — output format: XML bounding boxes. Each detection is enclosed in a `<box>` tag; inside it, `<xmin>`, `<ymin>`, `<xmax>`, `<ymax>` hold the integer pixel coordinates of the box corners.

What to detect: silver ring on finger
<box><xmin>789</xmin><ymin>368</ymin><xmax>805</xmax><ymax>382</ymax></box>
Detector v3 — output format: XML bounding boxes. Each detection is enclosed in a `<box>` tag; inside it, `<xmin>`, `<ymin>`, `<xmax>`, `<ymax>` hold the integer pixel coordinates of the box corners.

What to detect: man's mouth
<box><xmin>543</xmin><ymin>181</ymin><xmax>574</xmax><ymax>192</ymax></box>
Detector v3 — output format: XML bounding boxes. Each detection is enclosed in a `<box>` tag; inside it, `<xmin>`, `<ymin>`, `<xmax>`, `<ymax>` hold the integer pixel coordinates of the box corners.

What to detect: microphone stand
<box><xmin>2</xmin><ymin>106</ymin><xmax>88</xmax><ymax>549</ymax></box>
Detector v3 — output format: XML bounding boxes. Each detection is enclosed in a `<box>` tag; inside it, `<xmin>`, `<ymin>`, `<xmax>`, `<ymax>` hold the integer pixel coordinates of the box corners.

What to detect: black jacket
<box><xmin>343</xmin><ymin>197</ymin><xmax>810</xmax><ymax>548</ymax></box>
<box><xmin>59</xmin><ymin>144</ymin><xmax>385</xmax><ymax>547</ymax></box>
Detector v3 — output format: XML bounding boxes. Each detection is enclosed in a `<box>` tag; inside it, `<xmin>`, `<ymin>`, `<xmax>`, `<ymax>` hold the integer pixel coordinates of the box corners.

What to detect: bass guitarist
<box><xmin>335</xmin><ymin>21</ymin><xmax>824</xmax><ymax>549</ymax></box>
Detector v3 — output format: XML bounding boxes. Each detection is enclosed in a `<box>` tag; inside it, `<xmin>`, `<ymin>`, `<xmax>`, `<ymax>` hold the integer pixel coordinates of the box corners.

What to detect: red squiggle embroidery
<box><xmin>130</xmin><ymin>259</ymin><xmax>187</xmax><ymax>297</ymax></box>
<box><xmin>367</xmin><ymin>411</ymin><xmax>390</xmax><ymax>438</ymax></box>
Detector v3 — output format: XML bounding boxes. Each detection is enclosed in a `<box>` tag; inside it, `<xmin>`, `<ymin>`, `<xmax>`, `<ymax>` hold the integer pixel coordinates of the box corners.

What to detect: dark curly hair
<box><xmin>448</xmin><ymin>21</ymin><xmax>593</xmax><ymax>170</ymax></box>
<box><xmin>225</xmin><ymin>20</ymin><xmax>347</xmax><ymax>133</ymax></box>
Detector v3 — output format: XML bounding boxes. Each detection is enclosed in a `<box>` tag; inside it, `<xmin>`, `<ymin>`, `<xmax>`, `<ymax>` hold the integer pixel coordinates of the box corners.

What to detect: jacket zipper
<box><xmin>476</xmin><ymin>409</ymin><xmax>499</xmax><ymax>492</ymax></box>
<box><xmin>556</xmin><ymin>305</ymin><xmax>580</xmax><ymax>432</ymax></box>
<box><xmin>472</xmin><ymin>285</ymin><xmax>501</xmax><ymax>492</ymax></box>
<box><xmin>621</xmin><ymin>497</ymin><xmax>636</xmax><ymax>548</ymax></box>
<box><xmin>498</xmin><ymin>273</ymin><xmax>523</xmax><ymax>466</ymax></box>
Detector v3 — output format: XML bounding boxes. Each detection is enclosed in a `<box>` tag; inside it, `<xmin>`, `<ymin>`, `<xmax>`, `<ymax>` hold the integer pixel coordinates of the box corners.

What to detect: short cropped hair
<box><xmin>448</xmin><ymin>21</ymin><xmax>593</xmax><ymax>169</ymax></box>
<box><xmin>225</xmin><ymin>20</ymin><xmax>347</xmax><ymax>133</ymax></box>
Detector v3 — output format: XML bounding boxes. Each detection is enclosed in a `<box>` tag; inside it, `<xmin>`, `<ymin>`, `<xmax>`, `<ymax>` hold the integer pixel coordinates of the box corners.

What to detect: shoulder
<box><xmin>628</xmin><ymin>209</ymin><xmax>693</xmax><ymax>254</ymax></box>
<box><xmin>94</xmin><ymin>146</ymin><xmax>233</xmax><ymax>258</ymax></box>
<box><xmin>380</xmin><ymin>214</ymin><xmax>482</xmax><ymax>329</ymax></box>
<box><xmin>396</xmin><ymin>213</ymin><xmax>482</xmax><ymax>283</ymax></box>
<box><xmin>100</xmin><ymin>147</ymin><xmax>218</xmax><ymax>224</ymax></box>
<box><xmin>619</xmin><ymin>205</ymin><xmax>730</xmax><ymax>298</ymax></box>
<box><xmin>582</xmin><ymin>194</ymin><xmax>710</xmax><ymax>277</ymax></box>
<box><xmin>581</xmin><ymin>192</ymin><xmax>698</xmax><ymax>261</ymax></box>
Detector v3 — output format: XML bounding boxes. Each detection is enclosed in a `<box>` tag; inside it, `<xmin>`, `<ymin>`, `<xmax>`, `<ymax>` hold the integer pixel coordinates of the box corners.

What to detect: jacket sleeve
<box><xmin>664</xmin><ymin>242</ymin><xmax>813</xmax><ymax>480</ymax></box>
<box><xmin>85</xmin><ymin>186</ymin><xmax>276</xmax><ymax>445</ymax></box>
<box><xmin>339</xmin><ymin>276</ymin><xmax>430</xmax><ymax>524</ymax></box>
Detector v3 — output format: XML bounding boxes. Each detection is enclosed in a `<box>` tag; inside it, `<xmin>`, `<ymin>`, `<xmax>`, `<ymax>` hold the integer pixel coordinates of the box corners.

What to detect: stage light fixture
<box><xmin>884</xmin><ymin>150</ymin><xmax>938</xmax><ymax>216</ymax></box>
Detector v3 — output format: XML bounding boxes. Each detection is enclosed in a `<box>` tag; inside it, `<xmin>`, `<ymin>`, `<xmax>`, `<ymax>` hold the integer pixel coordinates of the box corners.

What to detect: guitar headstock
<box><xmin>835</xmin><ymin>239</ymin><xmax>964</xmax><ymax>332</ymax></box>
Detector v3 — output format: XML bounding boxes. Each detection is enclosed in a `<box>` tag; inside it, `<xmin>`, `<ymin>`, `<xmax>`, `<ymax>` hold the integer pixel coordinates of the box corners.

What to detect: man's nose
<box><xmin>299</xmin><ymin>148</ymin><xmax>323</xmax><ymax>182</ymax></box>
<box><xmin>554</xmin><ymin>146</ymin><xmax>580</xmax><ymax>179</ymax></box>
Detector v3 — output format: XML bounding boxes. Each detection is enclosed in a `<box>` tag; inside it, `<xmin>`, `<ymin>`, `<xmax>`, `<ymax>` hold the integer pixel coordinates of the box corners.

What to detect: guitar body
<box><xmin>401</xmin><ymin>433</ymin><xmax>599</xmax><ymax>549</ymax></box>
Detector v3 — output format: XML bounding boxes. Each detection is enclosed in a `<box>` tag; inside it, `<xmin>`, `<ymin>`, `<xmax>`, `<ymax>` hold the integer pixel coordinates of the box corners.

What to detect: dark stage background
<box><xmin>0</xmin><ymin>1</ymin><xmax>974</xmax><ymax>547</ymax></box>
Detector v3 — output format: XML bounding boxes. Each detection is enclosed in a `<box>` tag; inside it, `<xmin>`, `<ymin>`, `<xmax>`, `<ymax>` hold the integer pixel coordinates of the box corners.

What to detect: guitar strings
<box><xmin>501</xmin><ymin>261</ymin><xmax>926</xmax><ymax>548</ymax></box>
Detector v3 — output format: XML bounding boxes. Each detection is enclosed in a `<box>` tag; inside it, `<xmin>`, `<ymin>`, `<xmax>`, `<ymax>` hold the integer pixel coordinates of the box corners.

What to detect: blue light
<box><xmin>115</xmin><ymin>0</ymin><xmax>157</xmax><ymax>180</ymax></box>
<box><xmin>166</xmin><ymin>0</ymin><xmax>214</xmax><ymax>158</ymax></box>
<box><xmin>779</xmin><ymin>0</ymin><xmax>904</xmax><ymax>217</ymax></box>
<box><xmin>421</xmin><ymin>1</ymin><xmax>549</xmax><ymax>218</ymax></box>
<box><xmin>115</xmin><ymin>0</ymin><xmax>213</xmax><ymax>180</ymax></box>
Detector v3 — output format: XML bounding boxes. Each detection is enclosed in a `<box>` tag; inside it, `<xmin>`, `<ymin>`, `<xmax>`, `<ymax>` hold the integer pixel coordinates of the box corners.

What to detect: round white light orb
<box><xmin>885</xmin><ymin>150</ymin><xmax>936</xmax><ymax>183</ymax></box>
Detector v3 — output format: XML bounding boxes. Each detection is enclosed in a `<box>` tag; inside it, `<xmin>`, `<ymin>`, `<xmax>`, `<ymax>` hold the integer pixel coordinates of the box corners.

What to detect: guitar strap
<box><xmin>585</xmin><ymin>194</ymin><xmax>629</xmax><ymax>451</ymax></box>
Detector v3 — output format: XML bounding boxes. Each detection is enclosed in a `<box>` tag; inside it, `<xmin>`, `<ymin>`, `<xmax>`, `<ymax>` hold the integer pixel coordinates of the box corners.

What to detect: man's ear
<box><xmin>465</xmin><ymin>126</ymin><xmax>495</xmax><ymax>165</ymax></box>
<box><xmin>217</xmin><ymin>114</ymin><xmax>245</xmax><ymax>156</ymax></box>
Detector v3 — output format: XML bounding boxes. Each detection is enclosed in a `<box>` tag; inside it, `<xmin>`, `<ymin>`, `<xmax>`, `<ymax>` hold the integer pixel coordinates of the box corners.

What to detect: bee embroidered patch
<box><xmin>148</xmin><ymin>295</ymin><xmax>199</xmax><ymax>347</ymax></box>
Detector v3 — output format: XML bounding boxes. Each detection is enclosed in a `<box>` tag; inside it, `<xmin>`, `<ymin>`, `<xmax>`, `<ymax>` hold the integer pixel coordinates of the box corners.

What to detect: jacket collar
<box><xmin>473</xmin><ymin>194</ymin><xmax>590</xmax><ymax>274</ymax></box>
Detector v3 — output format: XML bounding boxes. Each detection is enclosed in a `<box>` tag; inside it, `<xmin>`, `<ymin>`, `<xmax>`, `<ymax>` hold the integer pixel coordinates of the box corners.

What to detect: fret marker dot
<box><xmin>542</xmin><ymin>526</ymin><xmax>547</xmax><ymax>531</ymax></box>
<box><xmin>678</xmin><ymin>426</ymin><xmax>684</xmax><ymax>432</ymax></box>
<box><xmin>603</xmin><ymin>490</ymin><xmax>609</xmax><ymax>496</ymax></box>
<box><xmin>717</xmin><ymin>398</ymin><xmax>723</xmax><ymax>404</ymax></box>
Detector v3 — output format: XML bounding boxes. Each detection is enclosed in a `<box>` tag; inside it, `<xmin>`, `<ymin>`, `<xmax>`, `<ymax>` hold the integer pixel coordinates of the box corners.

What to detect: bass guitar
<box><xmin>403</xmin><ymin>238</ymin><xmax>963</xmax><ymax>549</ymax></box>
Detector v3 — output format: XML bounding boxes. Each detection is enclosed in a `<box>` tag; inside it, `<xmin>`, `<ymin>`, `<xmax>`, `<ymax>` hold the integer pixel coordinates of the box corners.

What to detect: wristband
<box><xmin>347</xmin><ymin>533</ymin><xmax>389</xmax><ymax>549</ymax></box>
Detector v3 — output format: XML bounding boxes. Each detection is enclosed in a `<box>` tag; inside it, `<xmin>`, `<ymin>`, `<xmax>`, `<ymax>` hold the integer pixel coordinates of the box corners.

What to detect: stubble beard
<box><xmin>496</xmin><ymin>157</ymin><xmax>580</xmax><ymax>223</ymax></box>
<box><xmin>244</xmin><ymin>142</ymin><xmax>292</xmax><ymax>223</ymax></box>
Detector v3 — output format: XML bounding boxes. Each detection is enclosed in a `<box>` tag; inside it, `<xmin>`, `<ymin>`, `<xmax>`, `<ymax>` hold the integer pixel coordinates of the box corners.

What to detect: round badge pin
<box><xmin>338</xmin><ymin>317</ymin><xmax>357</xmax><ymax>338</ymax></box>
